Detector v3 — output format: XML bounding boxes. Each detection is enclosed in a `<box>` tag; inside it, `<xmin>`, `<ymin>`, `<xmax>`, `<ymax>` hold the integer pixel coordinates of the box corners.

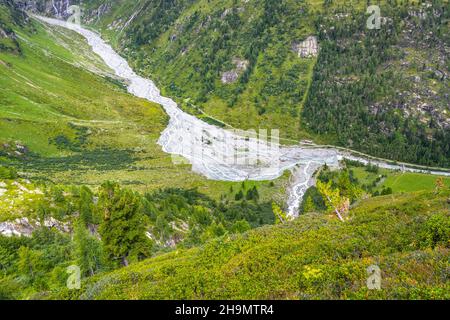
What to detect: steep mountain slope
<box><xmin>51</xmin><ymin>190</ymin><xmax>450</xmax><ymax>300</ymax></box>
<box><xmin>303</xmin><ymin>2</ymin><xmax>450</xmax><ymax>166</ymax></box>
<box><xmin>53</xmin><ymin>0</ymin><xmax>449</xmax><ymax>168</ymax></box>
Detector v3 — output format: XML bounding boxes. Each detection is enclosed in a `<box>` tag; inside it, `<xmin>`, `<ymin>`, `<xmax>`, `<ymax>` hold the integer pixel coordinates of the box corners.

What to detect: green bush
<box><xmin>419</xmin><ymin>213</ymin><xmax>450</xmax><ymax>249</ymax></box>
<box><xmin>0</xmin><ymin>165</ymin><xmax>17</xmax><ymax>179</ymax></box>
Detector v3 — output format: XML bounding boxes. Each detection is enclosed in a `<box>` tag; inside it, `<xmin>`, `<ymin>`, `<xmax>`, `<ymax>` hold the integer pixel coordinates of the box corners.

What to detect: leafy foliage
<box><xmin>49</xmin><ymin>189</ymin><xmax>450</xmax><ymax>300</ymax></box>
<box><xmin>0</xmin><ymin>178</ymin><xmax>275</xmax><ymax>298</ymax></box>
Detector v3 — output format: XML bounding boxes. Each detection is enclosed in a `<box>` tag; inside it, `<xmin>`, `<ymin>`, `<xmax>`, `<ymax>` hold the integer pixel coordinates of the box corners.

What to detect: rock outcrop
<box><xmin>0</xmin><ymin>217</ymin><xmax>71</xmax><ymax>237</ymax></box>
<box><xmin>292</xmin><ymin>36</ymin><xmax>319</xmax><ymax>58</ymax></box>
<box><xmin>221</xmin><ymin>58</ymin><xmax>249</xmax><ymax>84</ymax></box>
<box><xmin>12</xmin><ymin>0</ymin><xmax>72</xmax><ymax>18</ymax></box>
<box><xmin>0</xmin><ymin>0</ymin><xmax>26</xmax><ymax>53</ymax></box>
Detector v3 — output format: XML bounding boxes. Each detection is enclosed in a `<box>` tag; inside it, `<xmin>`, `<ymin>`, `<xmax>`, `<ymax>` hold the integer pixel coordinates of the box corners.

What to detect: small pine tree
<box><xmin>251</xmin><ymin>186</ymin><xmax>259</xmax><ymax>201</ymax></box>
<box><xmin>73</xmin><ymin>220</ymin><xmax>104</xmax><ymax>277</ymax></box>
<box><xmin>98</xmin><ymin>183</ymin><xmax>152</xmax><ymax>266</ymax></box>
<box><xmin>303</xmin><ymin>196</ymin><xmax>315</xmax><ymax>213</ymax></box>
<box><xmin>79</xmin><ymin>186</ymin><xmax>94</xmax><ymax>225</ymax></box>
<box><xmin>245</xmin><ymin>186</ymin><xmax>260</xmax><ymax>201</ymax></box>
<box><xmin>245</xmin><ymin>188</ymin><xmax>253</xmax><ymax>201</ymax></box>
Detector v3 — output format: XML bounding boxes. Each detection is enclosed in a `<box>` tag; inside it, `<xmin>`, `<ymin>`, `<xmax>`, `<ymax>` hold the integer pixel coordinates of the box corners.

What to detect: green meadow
<box><xmin>350</xmin><ymin>165</ymin><xmax>450</xmax><ymax>194</ymax></box>
<box><xmin>383</xmin><ymin>172</ymin><xmax>450</xmax><ymax>193</ymax></box>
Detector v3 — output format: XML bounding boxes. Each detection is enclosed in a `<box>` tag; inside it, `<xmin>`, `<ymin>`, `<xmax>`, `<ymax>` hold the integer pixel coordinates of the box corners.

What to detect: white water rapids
<box><xmin>36</xmin><ymin>17</ymin><xmax>450</xmax><ymax>217</ymax></box>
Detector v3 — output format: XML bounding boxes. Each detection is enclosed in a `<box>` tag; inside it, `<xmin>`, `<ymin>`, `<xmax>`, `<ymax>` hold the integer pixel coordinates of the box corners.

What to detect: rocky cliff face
<box><xmin>221</xmin><ymin>58</ymin><xmax>249</xmax><ymax>84</ymax></box>
<box><xmin>0</xmin><ymin>217</ymin><xmax>71</xmax><ymax>237</ymax></box>
<box><xmin>11</xmin><ymin>0</ymin><xmax>113</xmax><ymax>24</ymax></box>
<box><xmin>0</xmin><ymin>26</ymin><xmax>18</xmax><ymax>52</ymax></box>
<box><xmin>292</xmin><ymin>36</ymin><xmax>319</xmax><ymax>58</ymax></box>
<box><xmin>12</xmin><ymin>0</ymin><xmax>73</xmax><ymax>18</ymax></box>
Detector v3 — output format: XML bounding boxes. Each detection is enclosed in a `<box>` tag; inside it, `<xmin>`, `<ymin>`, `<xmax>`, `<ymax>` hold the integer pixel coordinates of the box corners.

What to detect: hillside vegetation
<box><xmin>49</xmin><ymin>189</ymin><xmax>450</xmax><ymax>300</ymax></box>
<box><xmin>0</xmin><ymin>178</ymin><xmax>280</xmax><ymax>299</ymax></box>
<box><xmin>1</xmin><ymin>158</ymin><xmax>449</xmax><ymax>300</ymax></box>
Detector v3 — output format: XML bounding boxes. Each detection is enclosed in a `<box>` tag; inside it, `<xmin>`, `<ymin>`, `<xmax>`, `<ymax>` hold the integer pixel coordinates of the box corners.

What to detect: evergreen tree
<box><xmin>246</xmin><ymin>186</ymin><xmax>259</xmax><ymax>201</ymax></box>
<box><xmin>303</xmin><ymin>196</ymin><xmax>315</xmax><ymax>213</ymax></box>
<box><xmin>98</xmin><ymin>183</ymin><xmax>152</xmax><ymax>266</ymax></box>
<box><xmin>17</xmin><ymin>247</ymin><xmax>44</xmax><ymax>286</ymax></box>
<box><xmin>73</xmin><ymin>220</ymin><xmax>104</xmax><ymax>277</ymax></box>
<box><xmin>79</xmin><ymin>186</ymin><xmax>94</xmax><ymax>225</ymax></box>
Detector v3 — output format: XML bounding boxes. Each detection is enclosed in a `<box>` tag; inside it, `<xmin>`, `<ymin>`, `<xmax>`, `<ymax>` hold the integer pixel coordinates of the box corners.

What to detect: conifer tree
<box><xmin>98</xmin><ymin>183</ymin><xmax>152</xmax><ymax>266</ymax></box>
<box><xmin>73</xmin><ymin>220</ymin><xmax>104</xmax><ymax>277</ymax></box>
<box><xmin>303</xmin><ymin>196</ymin><xmax>315</xmax><ymax>213</ymax></box>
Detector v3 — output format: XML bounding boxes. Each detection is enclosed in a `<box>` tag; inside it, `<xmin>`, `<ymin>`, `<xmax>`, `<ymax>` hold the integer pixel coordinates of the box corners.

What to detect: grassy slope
<box><xmin>383</xmin><ymin>173</ymin><xmax>450</xmax><ymax>193</ymax></box>
<box><xmin>351</xmin><ymin>166</ymin><xmax>450</xmax><ymax>193</ymax></box>
<box><xmin>54</xmin><ymin>190</ymin><xmax>450</xmax><ymax>300</ymax></box>
<box><xmin>0</xmin><ymin>16</ymin><xmax>288</xmax><ymax>200</ymax></box>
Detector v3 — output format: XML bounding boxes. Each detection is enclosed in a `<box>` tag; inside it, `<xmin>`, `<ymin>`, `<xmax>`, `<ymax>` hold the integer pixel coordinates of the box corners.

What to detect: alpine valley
<box><xmin>0</xmin><ymin>0</ymin><xmax>449</xmax><ymax>300</ymax></box>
